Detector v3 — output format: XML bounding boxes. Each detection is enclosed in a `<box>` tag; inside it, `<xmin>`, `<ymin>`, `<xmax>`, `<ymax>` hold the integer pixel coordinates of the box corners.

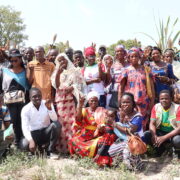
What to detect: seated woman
<box><xmin>68</xmin><ymin>91</ymin><xmax>106</xmax><ymax>158</ymax></box>
<box><xmin>94</xmin><ymin>110</ymin><xmax>118</xmax><ymax>167</ymax></box>
<box><xmin>108</xmin><ymin>93</ymin><xmax>144</xmax><ymax>170</ymax></box>
<box><xmin>144</xmin><ymin>90</ymin><xmax>180</xmax><ymax>158</ymax></box>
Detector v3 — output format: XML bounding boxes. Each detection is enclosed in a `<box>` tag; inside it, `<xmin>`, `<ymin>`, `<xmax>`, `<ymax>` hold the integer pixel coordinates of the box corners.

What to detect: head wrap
<box><xmin>128</xmin><ymin>47</ymin><xmax>143</xmax><ymax>57</ymax></box>
<box><xmin>84</xmin><ymin>46</ymin><xmax>96</xmax><ymax>57</ymax></box>
<box><xmin>115</xmin><ymin>44</ymin><xmax>127</xmax><ymax>55</ymax></box>
<box><xmin>87</xmin><ymin>91</ymin><xmax>100</xmax><ymax>101</ymax></box>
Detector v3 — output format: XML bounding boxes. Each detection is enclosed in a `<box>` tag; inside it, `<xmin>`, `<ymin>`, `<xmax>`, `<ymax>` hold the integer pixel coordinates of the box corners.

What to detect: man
<box><xmin>73</xmin><ymin>50</ymin><xmax>84</xmax><ymax>68</ymax></box>
<box><xmin>144</xmin><ymin>90</ymin><xmax>180</xmax><ymax>158</ymax></box>
<box><xmin>27</xmin><ymin>46</ymin><xmax>55</xmax><ymax>100</ymax></box>
<box><xmin>65</xmin><ymin>47</ymin><xmax>73</xmax><ymax>62</ymax></box>
<box><xmin>21</xmin><ymin>88</ymin><xmax>61</xmax><ymax>159</ymax></box>
<box><xmin>97</xmin><ymin>45</ymin><xmax>107</xmax><ymax>63</ymax></box>
<box><xmin>46</xmin><ymin>49</ymin><xmax>59</xmax><ymax>64</ymax></box>
<box><xmin>23</xmin><ymin>47</ymin><xmax>34</xmax><ymax>67</ymax></box>
<box><xmin>0</xmin><ymin>94</ymin><xmax>13</xmax><ymax>158</ymax></box>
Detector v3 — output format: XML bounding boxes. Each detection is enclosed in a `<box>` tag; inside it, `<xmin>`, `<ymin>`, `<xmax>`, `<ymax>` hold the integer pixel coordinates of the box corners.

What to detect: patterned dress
<box><xmin>122</xmin><ymin>65</ymin><xmax>150</xmax><ymax>127</ymax></box>
<box><xmin>68</xmin><ymin>107</ymin><xmax>106</xmax><ymax>157</ymax></box>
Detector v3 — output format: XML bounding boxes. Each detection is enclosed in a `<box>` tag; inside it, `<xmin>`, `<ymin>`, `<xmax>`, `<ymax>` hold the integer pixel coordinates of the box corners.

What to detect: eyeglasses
<box><xmin>10</xmin><ymin>60</ymin><xmax>18</xmax><ymax>63</ymax></box>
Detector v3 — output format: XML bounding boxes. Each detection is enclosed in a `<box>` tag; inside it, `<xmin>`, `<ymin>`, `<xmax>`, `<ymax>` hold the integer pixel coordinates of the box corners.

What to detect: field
<box><xmin>0</xmin><ymin>150</ymin><xmax>179</xmax><ymax>180</ymax></box>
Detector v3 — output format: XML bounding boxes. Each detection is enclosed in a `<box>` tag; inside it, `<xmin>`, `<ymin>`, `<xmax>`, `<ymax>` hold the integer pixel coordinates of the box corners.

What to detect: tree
<box><xmin>0</xmin><ymin>6</ymin><xmax>28</xmax><ymax>47</ymax></box>
<box><xmin>107</xmin><ymin>39</ymin><xmax>141</xmax><ymax>56</ymax></box>
<box><xmin>140</xmin><ymin>16</ymin><xmax>180</xmax><ymax>51</ymax></box>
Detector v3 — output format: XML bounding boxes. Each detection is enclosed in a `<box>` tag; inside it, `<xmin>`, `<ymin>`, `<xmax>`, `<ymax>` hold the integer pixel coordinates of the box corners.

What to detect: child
<box><xmin>94</xmin><ymin>110</ymin><xmax>117</xmax><ymax>167</ymax></box>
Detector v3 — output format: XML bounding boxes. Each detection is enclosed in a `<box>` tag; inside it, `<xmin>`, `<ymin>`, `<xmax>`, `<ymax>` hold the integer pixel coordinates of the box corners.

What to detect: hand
<box><xmin>5</xmin><ymin>135</ymin><xmax>14</xmax><ymax>141</ymax></box>
<box><xmin>79</xmin><ymin>96</ymin><xmax>85</xmax><ymax>107</ymax></box>
<box><xmin>45</xmin><ymin>99</ymin><xmax>53</xmax><ymax>110</ymax></box>
<box><xmin>151</xmin><ymin>134</ymin><xmax>157</xmax><ymax>145</ymax></box>
<box><xmin>158</xmin><ymin>76</ymin><xmax>169</xmax><ymax>83</ymax></box>
<box><xmin>29</xmin><ymin>139</ymin><xmax>36</xmax><ymax>152</ymax></box>
<box><xmin>28</xmin><ymin>65</ymin><xmax>34</xmax><ymax>73</ymax></box>
<box><xmin>155</xmin><ymin>136</ymin><xmax>166</xmax><ymax>147</ymax></box>
<box><xmin>58</xmin><ymin>62</ymin><xmax>67</xmax><ymax>72</ymax></box>
<box><xmin>93</xmin><ymin>78</ymin><xmax>101</xmax><ymax>83</ymax></box>
<box><xmin>64</xmin><ymin>86</ymin><xmax>74</xmax><ymax>94</ymax></box>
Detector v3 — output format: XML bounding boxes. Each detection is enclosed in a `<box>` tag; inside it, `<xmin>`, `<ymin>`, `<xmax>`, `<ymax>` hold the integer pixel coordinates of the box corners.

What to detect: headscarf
<box><xmin>51</xmin><ymin>53</ymin><xmax>87</xmax><ymax>105</ymax></box>
<box><xmin>115</xmin><ymin>44</ymin><xmax>127</xmax><ymax>55</ymax></box>
<box><xmin>128</xmin><ymin>47</ymin><xmax>143</xmax><ymax>57</ymax></box>
<box><xmin>84</xmin><ymin>46</ymin><xmax>96</xmax><ymax>58</ymax></box>
<box><xmin>87</xmin><ymin>91</ymin><xmax>100</xmax><ymax>101</ymax></box>
<box><xmin>102</xmin><ymin>54</ymin><xmax>114</xmax><ymax>71</ymax></box>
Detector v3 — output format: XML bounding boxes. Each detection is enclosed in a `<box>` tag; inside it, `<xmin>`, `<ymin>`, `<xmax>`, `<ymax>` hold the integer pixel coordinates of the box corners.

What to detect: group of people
<box><xmin>0</xmin><ymin>42</ymin><xmax>180</xmax><ymax>170</ymax></box>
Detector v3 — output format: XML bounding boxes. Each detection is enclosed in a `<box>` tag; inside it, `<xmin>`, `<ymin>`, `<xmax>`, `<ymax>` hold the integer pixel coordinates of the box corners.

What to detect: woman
<box><xmin>1</xmin><ymin>48</ymin><xmax>29</xmax><ymax>147</ymax></box>
<box><xmin>51</xmin><ymin>53</ymin><xmax>86</xmax><ymax>153</ymax></box>
<box><xmin>119</xmin><ymin>48</ymin><xmax>155</xmax><ymax>129</ymax></box>
<box><xmin>68</xmin><ymin>91</ymin><xmax>106</xmax><ymax>157</ymax></box>
<box><xmin>150</xmin><ymin>47</ymin><xmax>177</xmax><ymax>98</ymax></box>
<box><xmin>106</xmin><ymin>45</ymin><xmax>128</xmax><ymax>109</ymax></box>
<box><xmin>108</xmin><ymin>93</ymin><xmax>144</xmax><ymax>170</ymax></box>
<box><xmin>82</xmin><ymin>46</ymin><xmax>106</xmax><ymax>107</ymax></box>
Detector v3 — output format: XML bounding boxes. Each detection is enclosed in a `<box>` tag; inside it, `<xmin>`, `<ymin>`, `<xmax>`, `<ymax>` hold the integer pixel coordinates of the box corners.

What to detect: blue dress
<box><xmin>151</xmin><ymin>63</ymin><xmax>177</xmax><ymax>96</ymax></box>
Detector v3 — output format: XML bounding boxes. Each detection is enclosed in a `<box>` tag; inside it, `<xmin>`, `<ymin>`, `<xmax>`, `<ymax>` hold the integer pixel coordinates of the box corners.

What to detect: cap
<box><xmin>9</xmin><ymin>48</ymin><xmax>22</xmax><ymax>58</ymax></box>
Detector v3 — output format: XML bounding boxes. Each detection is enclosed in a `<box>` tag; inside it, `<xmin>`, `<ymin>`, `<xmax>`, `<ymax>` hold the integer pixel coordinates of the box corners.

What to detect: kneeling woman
<box><xmin>68</xmin><ymin>91</ymin><xmax>106</xmax><ymax>158</ymax></box>
<box><xmin>108</xmin><ymin>93</ymin><xmax>144</xmax><ymax>170</ymax></box>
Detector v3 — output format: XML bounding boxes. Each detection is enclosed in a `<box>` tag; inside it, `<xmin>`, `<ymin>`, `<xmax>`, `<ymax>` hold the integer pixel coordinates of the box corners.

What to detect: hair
<box><xmin>9</xmin><ymin>56</ymin><xmax>25</xmax><ymax>69</ymax></box>
<box><xmin>29</xmin><ymin>87</ymin><xmax>41</xmax><ymax>97</ymax></box>
<box><xmin>159</xmin><ymin>89</ymin><xmax>173</xmax><ymax>98</ymax></box>
<box><xmin>151</xmin><ymin>46</ymin><xmax>162</xmax><ymax>56</ymax></box>
<box><xmin>121</xmin><ymin>92</ymin><xmax>136</xmax><ymax>108</ymax></box>
<box><xmin>164</xmin><ymin>48</ymin><xmax>175</xmax><ymax>56</ymax></box>
<box><xmin>74</xmin><ymin>50</ymin><xmax>83</xmax><ymax>55</ymax></box>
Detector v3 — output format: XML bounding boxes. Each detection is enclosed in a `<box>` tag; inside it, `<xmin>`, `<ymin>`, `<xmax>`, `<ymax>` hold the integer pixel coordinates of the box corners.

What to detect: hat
<box><xmin>9</xmin><ymin>48</ymin><xmax>22</xmax><ymax>58</ymax></box>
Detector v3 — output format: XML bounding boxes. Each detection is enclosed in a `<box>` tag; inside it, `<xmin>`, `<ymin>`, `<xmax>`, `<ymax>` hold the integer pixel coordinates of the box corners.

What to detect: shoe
<box><xmin>48</xmin><ymin>152</ymin><xmax>59</xmax><ymax>160</ymax></box>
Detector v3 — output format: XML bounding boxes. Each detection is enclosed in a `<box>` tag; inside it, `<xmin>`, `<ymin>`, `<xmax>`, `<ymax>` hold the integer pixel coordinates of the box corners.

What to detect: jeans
<box><xmin>143</xmin><ymin>130</ymin><xmax>180</xmax><ymax>156</ymax></box>
<box><xmin>99</xmin><ymin>95</ymin><xmax>106</xmax><ymax>108</ymax></box>
<box><xmin>7</xmin><ymin>103</ymin><xmax>24</xmax><ymax>145</ymax></box>
<box><xmin>20</xmin><ymin>121</ymin><xmax>61</xmax><ymax>152</ymax></box>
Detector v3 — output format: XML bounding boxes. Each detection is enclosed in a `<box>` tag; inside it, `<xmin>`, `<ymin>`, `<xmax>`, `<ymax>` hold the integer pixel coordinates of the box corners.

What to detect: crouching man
<box><xmin>20</xmin><ymin>88</ymin><xmax>61</xmax><ymax>159</ymax></box>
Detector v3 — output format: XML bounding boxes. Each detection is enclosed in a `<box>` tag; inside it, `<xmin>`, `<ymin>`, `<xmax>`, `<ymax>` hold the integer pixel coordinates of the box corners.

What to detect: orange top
<box><xmin>28</xmin><ymin>60</ymin><xmax>55</xmax><ymax>100</ymax></box>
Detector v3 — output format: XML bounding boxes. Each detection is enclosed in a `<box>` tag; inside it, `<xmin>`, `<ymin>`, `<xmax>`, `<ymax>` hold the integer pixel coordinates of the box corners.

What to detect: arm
<box><xmin>26</xmin><ymin>65</ymin><xmax>34</xmax><ymax>85</ymax></box>
<box><xmin>118</xmin><ymin>78</ymin><xmax>126</xmax><ymax>105</ymax></box>
<box><xmin>149</xmin><ymin>77</ymin><xmax>155</xmax><ymax>110</ymax></box>
<box><xmin>45</xmin><ymin>100</ymin><xmax>58</xmax><ymax>121</ymax></box>
<box><xmin>76</xmin><ymin>97</ymin><xmax>85</xmax><ymax>123</ymax></box>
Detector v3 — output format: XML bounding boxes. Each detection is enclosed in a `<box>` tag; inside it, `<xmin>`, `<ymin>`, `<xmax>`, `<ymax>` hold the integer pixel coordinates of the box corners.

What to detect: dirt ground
<box><xmin>0</xmin><ymin>155</ymin><xmax>179</xmax><ymax>180</ymax></box>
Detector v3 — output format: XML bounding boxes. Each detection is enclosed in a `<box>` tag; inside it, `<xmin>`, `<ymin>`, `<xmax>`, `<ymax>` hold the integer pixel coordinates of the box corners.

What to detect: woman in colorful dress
<box><xmin>119</xmin><ymin>48</ymin><xmax>155</xmax><ymax>129</ymax></box>
<box><xmin>51</xmin><ymin>53</ymin><xmax>86</xmax><ymax>153</ymax></box>
<box><xmin>68</xmin><ymin>91</ymin><xmax>107</xmax><ymax>158</ymax></box>
<box><xmin>108</xmin><ymin>93</ymin><xmax>144</xmax><ymax>170</ymax></box>
<box><xmin>1</xmin><ymin>49</ymin><xmax>29</xmax><ymax>148</ymax></box>
<box><xmin>150</xmin><ymin>47</ymin><xmax>177</xmax><ymax>99</ymax></box>
<box><xmin>82</xmin><ymin>46</ymin><xmax>106</xmax><ymax>107</ymax></box>
<box><xmin>106</xmin><ymin>45</ymin><xmax>128</xmax><ymax>109</ymax></box>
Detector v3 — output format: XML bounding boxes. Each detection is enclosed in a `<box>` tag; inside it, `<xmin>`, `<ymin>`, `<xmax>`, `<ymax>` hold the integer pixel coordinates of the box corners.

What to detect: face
<box><xmin>87</xmin><ymin>55</ymin><xmax>96</xmax><ymax>65</ymax></box>
<box><xmin>73</xmin><ymin>53</ymin><xmax>84</xmax><ymax>67</ymax></box>
<box><xmin>159</xmin><ymin>93</ymin><xmax>171</xmax><ymax>109</ymax></box>
<box><xmin>65</xmin><ymin>49</ymin><xmax>73</xmax><ymax>61</ymax></box>
<box><xmin>35</xmin><ymin>47</ymin><xmax>45</xmax><ymax>61</ymax></box>
<box><xmin>58</xmin><ymin>56</ymin><xmax>68</xmax><ymax>69</ymax></box>
<box><xmin>144</xmin><ymin>47</ymin><xmax>151</xmax><ymax>58</ymax></box>
<box><xmin>30</xmin><ymin>90</ymin><xmax>42</xmax><ymax>107</ymax></box>
<box><xmin>105</xmin><ymin>110</ymin><xmax>115</xmax><ymax>124</ymax></box>
<box><xmin>164</xmin><ymin>52</ymin><xmax>174</xmax><ymax>64</ymax></box>
<box><xmin>88</xmin><ymin>96</ymin><xmax>99</xmax><ymax>109</ymax></box>
<box><xmin>129</xmin><ymin>52</ymin><xmax>140</xmax><ymax>66</ymax></box>
<box><xmin>120</xmin><ymin>95</ymin><xmax>134</xmax><ymax>114</ymax></box>
<box><xmin>24</xmin><ymin>49</ymin><xmax>34</xmax><ymax>62</ymax></box>
<box><xmin>115</xmin><ymin>47</ymin><xmax>126</xmax><ymax>60</ymax></box>
<box><xmin>104</xmin><ymin>56</ymin><xmax>113</xmax><ymax>67</ymax></box>
<box><xmin>10</xmin><ymin>57</ymin><xmax>22</xmax><ymax>68</ymax></box>
<box><xmin>48</xmin><ymin>50</ymin><xmax>59</xmax><ymax>63</ymax></box>
<box><xmin>98</xmin><ymin>47</ymin><xmax>106</xmax><ymax>57</ymax></box>
<box><xmin>151</xmin><ymin>50</ymin><xmax>161</xmax><ymax>62</ymax></box>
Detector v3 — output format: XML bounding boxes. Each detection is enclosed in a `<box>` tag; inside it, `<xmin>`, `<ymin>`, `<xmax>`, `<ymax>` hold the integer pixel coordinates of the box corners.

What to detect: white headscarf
<box><xmin>87</xmin><ymin>91</ymin><xmax>100</xmax><ymax>101</ymax></box>
<box><xmin>102</xmin><ymin>54</ymin><xmax>114</xmax><ymax>72</ymax></box>
<box><xmin>51</xmin><ymin>53</ymin><xmax>87</xmax><ymax>105</ymax></box>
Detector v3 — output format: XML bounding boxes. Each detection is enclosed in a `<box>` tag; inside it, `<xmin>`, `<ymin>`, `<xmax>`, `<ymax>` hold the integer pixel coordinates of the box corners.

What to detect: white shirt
<box><xmin>21</xmin><ymin>100</ymin><xmax>58</xmax><ymax>141</ymax></box>
<box><xmin>84</xmin><ymin>64</ymin><xmax>104</xmax><ymax>95</ymax></box>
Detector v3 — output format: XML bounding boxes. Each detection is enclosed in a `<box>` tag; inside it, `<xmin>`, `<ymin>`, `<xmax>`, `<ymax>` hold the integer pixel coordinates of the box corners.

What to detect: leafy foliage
<box><xmin>0</xmin><ymin>6</ymin><xmax>28</xmax><ymax>47</ymax></box>
<box><xmin>107</xmin><ymin>39</ymin><xmax>141</xmax><ymax>56</ymax></box>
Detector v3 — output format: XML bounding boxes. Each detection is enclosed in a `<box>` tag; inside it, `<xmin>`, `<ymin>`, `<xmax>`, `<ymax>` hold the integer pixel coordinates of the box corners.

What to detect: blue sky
<box><xmin>1</xmin><ymin>0</ymin><xmax>180</xmax><ymax>50</ymax></box>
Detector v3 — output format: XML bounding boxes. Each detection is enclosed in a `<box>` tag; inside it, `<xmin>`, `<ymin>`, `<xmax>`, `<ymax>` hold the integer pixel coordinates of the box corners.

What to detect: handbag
<box><xmin>109</xmin><ymin>77</ymin><xmax>119</xmax><ymax>109</ymax></box>
<box><xmin>4</xmin><ymin>90</ymin><xmax>25</xmax><ymax>104</ymax></box>
<box><xmin>127</xmin><ymin>129</ymin><xmax>147</xmax><ymax>155</ymax></box>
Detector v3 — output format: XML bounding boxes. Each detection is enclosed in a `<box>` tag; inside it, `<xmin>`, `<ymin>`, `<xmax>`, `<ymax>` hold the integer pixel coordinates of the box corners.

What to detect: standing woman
<box><xmin>150</xmin><ymin>47</ymin><xmax>177</xmax><ymax>99</ymax></box>
<box><xmin>1</xmin><ymin>49</ymin><xmax>29</xmax><ymax>147</ymax></box>
<box><xmin>119</xmin><ymin>48</ymin><xmax>155</xmax><ymax>129</ymax></box>
<box><xmin>106</xmin><ymin>45</ymin><xmax>128</xmax><ymax>109</ymax></box>
<box><xmin>51</xmin><ymin>53</ymin><xmax>86</xmax><ymax>153</ymax></box>
<box><xmin>82</xmin><ymin>46</ymin><xmax>106</xmax><ymax>107</ymax></box>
